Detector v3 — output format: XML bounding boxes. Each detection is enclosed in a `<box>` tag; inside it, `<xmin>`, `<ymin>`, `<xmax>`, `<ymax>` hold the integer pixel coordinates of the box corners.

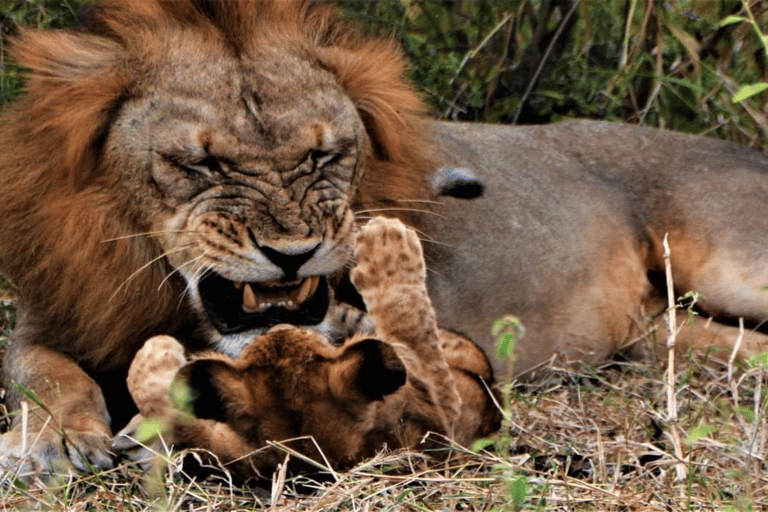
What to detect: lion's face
<box><xmin>108</xmin><ymin>43</ymin><xmax>368</xmax><ymax>350</ymax></box>
<box><xmin>0</xmin><ymin>0</ymin><xmax>431</xmax><ymax>368</ymax></box>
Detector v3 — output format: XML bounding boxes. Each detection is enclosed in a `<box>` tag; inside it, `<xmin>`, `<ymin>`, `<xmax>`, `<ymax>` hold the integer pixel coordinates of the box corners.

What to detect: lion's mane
<box><xmin>0</xmin><ymin>0</ymin><xmax>435</xmax><ymax>370</ymax></box>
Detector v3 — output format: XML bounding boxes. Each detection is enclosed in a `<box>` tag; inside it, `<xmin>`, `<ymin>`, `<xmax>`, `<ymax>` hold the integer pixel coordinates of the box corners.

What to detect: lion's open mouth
<box><xmin>198</xmin><ymin>273</ymin><xmax>329</xmax><ymax>334</ymax></box>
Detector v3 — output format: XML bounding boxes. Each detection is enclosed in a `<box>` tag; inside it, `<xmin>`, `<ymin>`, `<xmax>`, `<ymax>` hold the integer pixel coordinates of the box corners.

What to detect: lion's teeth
<box><xmin>242</xmin><ymin>284</ymin><xmax>261</xmax><ymax>313</ymax></box>
<box><xmin>308</xmin><ymin>276</ymin><xmax>320</xmax><ymax>296</ymax></box>
<box><xmin>294</xmin><ymin>277</ymin><xmax>313</xmax><ymax>306</ymax></box>
<box><xmin>240</xmin><ymin>276</ymin><xmax>321</xmax><ymax>314</ymax></box>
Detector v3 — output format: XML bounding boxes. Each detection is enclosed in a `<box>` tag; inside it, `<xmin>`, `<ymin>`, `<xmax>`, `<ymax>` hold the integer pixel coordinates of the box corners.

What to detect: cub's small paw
<box><xmin>129</xmin><ymin>335</ymin><xmax>187</xmax><ymax>417</ymax></box>
<box><xmin>0</xmin><ymin>427</ymin><xmax>113</xmax><ymax>483</ymax></box>
<box><xmin>351</xmin><ymin>217</ymin><xmax>426</xmax><ymax>294</ymax></box>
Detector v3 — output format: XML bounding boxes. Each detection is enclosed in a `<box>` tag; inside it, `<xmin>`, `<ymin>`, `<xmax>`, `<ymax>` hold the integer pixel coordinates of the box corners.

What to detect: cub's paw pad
<box><xmin>351</xmin><ymin>217</ymin><xmax>425</xmax><ymax>292</ymax></box>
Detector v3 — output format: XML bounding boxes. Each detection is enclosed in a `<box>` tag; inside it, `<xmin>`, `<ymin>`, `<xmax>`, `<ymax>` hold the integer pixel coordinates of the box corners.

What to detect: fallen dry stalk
<box><xmin>728</xmin><ymin>317</ymin><xmax>745</xmax><ymax>384</ymax></box>
<box><xmin>662</xmin><ymin>234</ymin><xmax>687</xmax><ymax>487</ymax></box>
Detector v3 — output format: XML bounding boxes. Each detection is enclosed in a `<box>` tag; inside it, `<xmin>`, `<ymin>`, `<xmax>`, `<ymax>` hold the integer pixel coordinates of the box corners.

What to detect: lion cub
<box><xmin>118</xmin><ymin>218</ymin><xmax>501</xmax><ymax>478</ymax></box>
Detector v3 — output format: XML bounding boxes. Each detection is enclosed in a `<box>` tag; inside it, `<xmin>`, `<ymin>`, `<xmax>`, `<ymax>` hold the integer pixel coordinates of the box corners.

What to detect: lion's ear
<box><xmin>432</xmin><ymin>167</ymin><xmax>485</xmax><ymax>199</ymax></box>
<box><xmin>332</xmin><ymin>338</ymin><xmax>407</xmax><ymax>402</ymax></box>
<box><xmin>174</xmin><ymin>359</ymin><xmax>246</xmax><ymax>423</ymax></box>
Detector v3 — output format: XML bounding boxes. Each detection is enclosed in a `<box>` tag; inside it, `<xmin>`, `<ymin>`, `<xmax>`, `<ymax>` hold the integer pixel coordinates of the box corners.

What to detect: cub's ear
<box><xmin>333</xmin><ymin>338</ymin><xmax>407</xmax><ymax>402</ymax></box>
<box><xmin>174</xmin><ymin>359</ymin><xmax>245</xmax><ymax>422</ymax></box>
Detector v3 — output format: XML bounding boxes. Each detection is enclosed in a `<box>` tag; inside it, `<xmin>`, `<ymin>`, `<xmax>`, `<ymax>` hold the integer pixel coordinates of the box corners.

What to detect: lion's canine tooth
<box><xmin>242</xmin><ymin>283</ymin><xmax>259</xmax><ymax>313</ymax></box>
<box><xmin>308</xmin><ymin>275</ymin><xmax>320</xmax><ymax>296</ymax></box>
<box><xmin>294</xmin><ymin>277</ymin><xmax>313</xmax><ymax>305</ymax></box>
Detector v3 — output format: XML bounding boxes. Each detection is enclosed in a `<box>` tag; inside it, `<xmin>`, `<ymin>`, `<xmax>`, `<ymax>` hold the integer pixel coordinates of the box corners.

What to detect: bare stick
<box><xmin>663</xmin><ymin>234</ymin><xmax>687</xmax><ymax>486</ymax></box>
<box><xmin>270</xmin><ymin>453</ymin><xmax>290</xmax><ymax>508</ymax></box>
<box><xmin>728</xmin><ymin>317</ymin><xmax>745</xmax><ymax>384</ymax></box>
<box><xmin>20</xmin><ymin>401</ymin><xmax>28</xmax><ymax>455</ymax></box>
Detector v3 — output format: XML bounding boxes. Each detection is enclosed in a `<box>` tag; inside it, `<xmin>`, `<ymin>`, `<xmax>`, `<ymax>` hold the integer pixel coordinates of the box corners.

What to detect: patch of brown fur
<box><xmin>127</xmin><ymin>327</ymin><xmax>500</xmax><ymax>479</ymax></box>
<box><xmin>123</xmin><ymin>219</ymin><xmax>499</xmax><ymax>478</ymax></box>
<box><xmin>0</xmin><ymin>0</ymin><xmax>434</xmax><ymax>381</ymax></box>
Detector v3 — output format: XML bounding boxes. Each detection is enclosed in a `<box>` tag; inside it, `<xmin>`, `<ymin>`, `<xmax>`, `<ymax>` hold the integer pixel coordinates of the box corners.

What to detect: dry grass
<box><xmin>1</xmin><ymin>351</ymin><xmax>766</xmax><ymax>511</ymax></box>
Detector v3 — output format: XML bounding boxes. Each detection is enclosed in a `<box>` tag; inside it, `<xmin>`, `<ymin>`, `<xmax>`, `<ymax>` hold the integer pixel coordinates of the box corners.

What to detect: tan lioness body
<box><xmin>0</xmin><ymin>0</ymin><xmax>767</xmax><ymax>477</ymax></box>
<box><xmin>421</xmin><ymin>121</ymin><xmax>768</xmax><ymax>376</ymax></box>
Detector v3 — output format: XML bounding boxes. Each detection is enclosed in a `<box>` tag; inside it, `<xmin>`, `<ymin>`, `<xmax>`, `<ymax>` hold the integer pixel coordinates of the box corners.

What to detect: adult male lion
<box><xmin>0</xmin><ymin>0</ymin><xmax>767</xmax><ymax>476</ymax></box>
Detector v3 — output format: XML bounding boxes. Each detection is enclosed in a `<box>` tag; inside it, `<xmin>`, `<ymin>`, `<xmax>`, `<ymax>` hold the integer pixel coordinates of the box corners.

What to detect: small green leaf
<box><xmin>496</xmin><ymin>333</ymin><xmax>516</xmax><ymax>360</ymax></box>
<box><xmin>493</xmin><ymin>316</ymin><xmax>526</xmax><ymax>361</ymax></box>
<box><xmin>510</xmin><ymin>475</ymin><xmax>528</xmax><ymax>507</ymax></box>
<box><xmin>471</xmin><ymin>437</ymin><xmax>496</xmax><ymax>453</ymax></box>
<box><xmin>719</xmin><ymin>15</ymin><xmax>746</xmax><ymax>27</ymax></box>
<box><xmin>14</xmin><ymin>383</ymin><xmax>49</xmax><ymax>412</ymax></box>
<box><xmin>733</xmin><ymin>83</ymin><xmax>768</xmax><ymax>103</ymax></box>
<box><xmin>135</xmin><ymin>417</ymin><xmax>167</xmax><ymax>443</ymax></box>
<box><xmin>748</xmin><ymin>351</ymin><xmax>768</xmax><ymax>368</ymax></box>
<box><xmin>169</xmin><ymin>378</ymin><xmax>194</xmax><ymax>412</ymax></box>
<box><xmin>685</xmin><ymin>424</ymin><xmax>716</xmax><ymax>445</ymax></box>
<box><xmin>12</xmin><ymin>477</ymin><xmax>29</xmax><ymax>492</ymax></box>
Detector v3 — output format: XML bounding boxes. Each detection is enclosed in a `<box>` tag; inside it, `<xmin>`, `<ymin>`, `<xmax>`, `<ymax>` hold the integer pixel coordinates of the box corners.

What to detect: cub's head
<box><xmin>175</xmin><ymin>328</ymin><xmax>408</xmax><ymax>469</ymax></box>
<box><xmin>1</xmin><ymin>0</ymin><xmax>434</xmax><ymax>357</ymax></box>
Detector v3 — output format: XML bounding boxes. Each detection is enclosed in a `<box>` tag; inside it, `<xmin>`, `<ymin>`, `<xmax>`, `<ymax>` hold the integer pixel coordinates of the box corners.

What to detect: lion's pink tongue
<box><xmin>240</xmin><ymin>276</ymin><xmax>320</xmax><ymax>314</ymax></box>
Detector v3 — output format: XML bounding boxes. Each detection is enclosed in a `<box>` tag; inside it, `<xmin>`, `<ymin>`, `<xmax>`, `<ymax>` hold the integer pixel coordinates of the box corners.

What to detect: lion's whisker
<box><xmin>353</xmin><ymin>208</ymin><xmax>445</xmax><ymax>218</ymax></box>
<box><xmin>359</xmin><ymin>198</ymin><xmax>444</xmax><ymax>207</ymax></box>
<box><xmin>355</xmin><ymin>217</ymin><xmax>457</xmax><ymax>249</ymax></box>
<box><xmin>101</xmin><ymin>230</ymin><xmax>198</xmax><ymax>243</ymax></box>
<box><xmin>177</xmin><ymin>257</ymin><xmax>212</xmax><ymax>308</ymax></box>
<box><xmin>159</xmin><ymin>253</ymin><xmax>206</xmax><ymax>292</ymax></box>
<box><xmin>416</xmin><ymin>237</ymin><xmax>458</xmax><ymax>249</ymax></box>
<box><xmin>111</xmin><ymin>245</ymin><xmax>195</xmax><ymax>302</ymax></box>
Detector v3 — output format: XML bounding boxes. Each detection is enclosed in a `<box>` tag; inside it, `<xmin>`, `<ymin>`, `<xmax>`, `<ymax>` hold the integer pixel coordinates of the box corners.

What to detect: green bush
<box><xmin>1</xmin><ymin>0</ymin><xmax>767</xmax><ymax>144</ymax></box>
<box><xmin>342</xmin><ymin>0</ymin><xmax>768</xmax><ymax>147</ymax></box>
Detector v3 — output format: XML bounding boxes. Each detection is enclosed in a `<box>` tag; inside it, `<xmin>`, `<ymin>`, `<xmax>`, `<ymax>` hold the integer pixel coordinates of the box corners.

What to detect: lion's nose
<box><xmin>259</xmin><ymin>242</ymin><xmax>320</xmax><ymax>280</ymax></box>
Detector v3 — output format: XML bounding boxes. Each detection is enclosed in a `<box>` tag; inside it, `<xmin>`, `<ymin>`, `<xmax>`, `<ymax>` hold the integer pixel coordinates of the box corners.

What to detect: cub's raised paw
<box><xmin>351</xmin><ymin>217</ymin><xmax>426</xmax><ymax>295</ymax></box>
<box><xmin>128</xmin><ymin>335</ymin><xmax>187</xmax><ymax>417</ymax></box>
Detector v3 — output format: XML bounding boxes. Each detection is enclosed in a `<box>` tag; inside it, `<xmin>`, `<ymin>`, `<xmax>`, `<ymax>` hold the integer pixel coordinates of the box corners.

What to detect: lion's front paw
<box><xmin>0</xmin><ymin>427</ymin><xmax>113</xmax><ymax>483</ymax></box>
<box><xmin>351</xmin><ymin>217</ymin><xmax>426</xmax><ymax>295</ymax></box>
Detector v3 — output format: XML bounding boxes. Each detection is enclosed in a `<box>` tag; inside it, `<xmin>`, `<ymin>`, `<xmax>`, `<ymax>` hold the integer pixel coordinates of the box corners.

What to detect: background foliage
<box><xmin>2</xmin><ymin>0</ymin><xmax>767</xmax><ymax>146</ymax></box>
<box><xmin>339</xmin><ymin>0</ymin><xmax>768</xmax><ymax>147</ymax></box>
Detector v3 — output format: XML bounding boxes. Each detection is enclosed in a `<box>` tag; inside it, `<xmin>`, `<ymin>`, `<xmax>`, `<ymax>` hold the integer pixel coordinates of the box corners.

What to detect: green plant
<box><xmin>340</xmin><ymin>0</ymin><xmax>767</xmax><ymax>146</ymax></box>
<box><xmin>724</xmin><ymin>0</ymin><xmax>768</xmax><ymax>103</ymax></box>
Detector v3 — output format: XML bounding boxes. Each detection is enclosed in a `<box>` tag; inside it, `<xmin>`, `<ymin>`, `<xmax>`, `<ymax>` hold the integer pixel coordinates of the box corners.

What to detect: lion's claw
<box><xmin>0</xmin><ymin>428</ymin><xmax>113</xmax><ymax>483</ymax></box>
